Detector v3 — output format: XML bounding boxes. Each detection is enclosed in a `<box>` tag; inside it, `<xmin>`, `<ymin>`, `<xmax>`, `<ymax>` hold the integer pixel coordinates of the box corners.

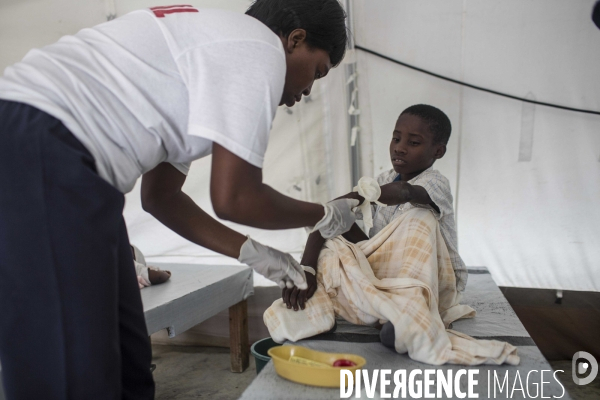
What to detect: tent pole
<box><xmin>344</xmin><ymin>0</ymin><xmax>361</xmax><ymax>187</ymax></box>
<box><xmin>104</xmin><ymin>0</ymin><xmax>117</xmax><ymax>20</ymax></box>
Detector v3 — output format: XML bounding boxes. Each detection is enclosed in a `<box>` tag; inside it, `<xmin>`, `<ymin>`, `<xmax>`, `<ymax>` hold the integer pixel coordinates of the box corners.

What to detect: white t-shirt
<box><xmin>0</xmin><ymin>7</ymin><xmax>286</xmax><ymax>193</ymax></box>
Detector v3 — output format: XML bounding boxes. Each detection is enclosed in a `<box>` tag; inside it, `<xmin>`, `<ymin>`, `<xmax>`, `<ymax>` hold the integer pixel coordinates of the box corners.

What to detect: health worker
<box><xmin>0</xmin><ymin>0</ymin><xmax>357</xmax><ymax>398</ymax></box>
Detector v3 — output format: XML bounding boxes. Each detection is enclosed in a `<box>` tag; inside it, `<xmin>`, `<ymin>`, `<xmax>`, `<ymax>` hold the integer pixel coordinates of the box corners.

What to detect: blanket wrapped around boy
<box><xmin>264</xmin><ymin>208</ymin><xmax>519</xmax><ymax>366</ymax></box>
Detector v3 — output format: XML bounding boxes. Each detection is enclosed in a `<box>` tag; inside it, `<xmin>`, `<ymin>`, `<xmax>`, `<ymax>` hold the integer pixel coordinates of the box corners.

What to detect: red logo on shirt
<box><xmin>150</xmin><ymin>5</ymin><xmax>199</xmax><ymax>18</ymax></box>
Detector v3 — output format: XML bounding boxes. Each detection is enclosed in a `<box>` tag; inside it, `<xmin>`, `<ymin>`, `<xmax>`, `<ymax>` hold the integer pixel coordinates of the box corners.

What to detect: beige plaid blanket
<box><xmin>264</xmin><ymin>208</ymin><xmax>519</xmax><ymax>366</ymax></box>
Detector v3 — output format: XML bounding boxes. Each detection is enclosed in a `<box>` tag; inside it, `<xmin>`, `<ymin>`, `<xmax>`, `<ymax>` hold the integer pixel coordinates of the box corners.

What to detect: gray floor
<box><xmin>549</xmin><ymin>360</ymin><xmax>600</xmax><ymax>400</ymax></box>
<box><xmin>152</xmin><ymin>345</ymin><xmax>257</xmax><ymax>400</ymax></box>
<box><xmin>152</xmin><ymin>345</ymin><xmax>600</xmax><ymax>400</ymax></box>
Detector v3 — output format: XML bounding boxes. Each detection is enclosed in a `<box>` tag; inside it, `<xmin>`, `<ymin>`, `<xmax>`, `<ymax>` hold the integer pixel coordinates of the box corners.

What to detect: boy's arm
<box><xmin>299</xmin><ymin>222</ymin><xmax>367</xmax><ymax>268</ymax></box>
<box><xmin>378</xmin><ymin>181</ymin><xmax>440</xmax><ymax>213</ymax></box>
<box><xmin>281</xmin><ymin>230</ymin><xmax>322</xmax><ymax>311</ymax></box>
<box><xmin>334</xmin><ymin>181</ymin><xmax>440</xmax><ymax>213</ymax></box>
<box><xmin>282</xmin><ymin>222</ymin><xmax>368</xmax><ymax>311</ymax></box>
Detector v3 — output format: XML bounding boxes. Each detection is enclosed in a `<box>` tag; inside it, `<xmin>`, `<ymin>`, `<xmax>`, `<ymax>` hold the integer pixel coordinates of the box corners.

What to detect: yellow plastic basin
<box><xmin>268</xmin><ymin>345</ymin><xmax>366</xmax><ymax>388</ymax></box>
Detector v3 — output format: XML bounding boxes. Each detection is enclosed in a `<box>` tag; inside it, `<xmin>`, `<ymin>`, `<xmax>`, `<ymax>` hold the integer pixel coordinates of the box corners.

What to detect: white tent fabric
<box><xmin>352</xmin><ymin>0</ymin><xmax>600</xmax><ymax>292</ymax></box>
<box><xmin>1</xmin><ymin>0</ymin><xmax>598</xmax><ymax>292</ymax></box>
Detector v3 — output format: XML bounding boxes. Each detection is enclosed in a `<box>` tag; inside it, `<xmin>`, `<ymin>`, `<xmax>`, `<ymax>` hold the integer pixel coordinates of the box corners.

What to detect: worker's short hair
<box><xmin>400</xmin><ymin>104</ymin><xmax>452</xmax><ymax>145</ymax></box>
<box><xmin>246</xmin><ymin>0</ymin><xmax>348</xmax><ymax>67</ymax></box>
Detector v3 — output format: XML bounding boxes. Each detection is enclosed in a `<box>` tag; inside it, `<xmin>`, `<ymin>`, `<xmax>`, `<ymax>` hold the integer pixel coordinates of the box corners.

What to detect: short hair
<box><xmin>400</xmin><ymin>104</ymin><xmax>452</xmax><ymax>145</ymax></box>
<box><xmin>246</xmin><ymin>0</ymin><xmax>348</xmax><ymax>67</ymax></box>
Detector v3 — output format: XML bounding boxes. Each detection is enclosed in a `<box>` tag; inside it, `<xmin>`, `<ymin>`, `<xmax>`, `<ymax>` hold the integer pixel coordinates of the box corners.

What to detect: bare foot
<box><xmin>148</xmin><ymin>268</ymin><xmax>171</xmax><ymax>285</ymax></box>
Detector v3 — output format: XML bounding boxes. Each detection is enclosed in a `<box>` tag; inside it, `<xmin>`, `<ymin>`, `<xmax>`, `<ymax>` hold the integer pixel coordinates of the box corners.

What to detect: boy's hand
<box><xmin>282</xmin><ymin>272</ymin><xmax>318</xmax><ymax>311</ymax></box>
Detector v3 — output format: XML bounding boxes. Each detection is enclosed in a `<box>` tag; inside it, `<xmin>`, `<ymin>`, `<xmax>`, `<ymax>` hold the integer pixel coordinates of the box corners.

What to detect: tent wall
<box><xmin>0</xmin><ymin>0</ymin><xmax>106</xmax><ymax>70</ymax></box>
<box><xmin>352</xmin><ymin>0</ymin><xmax>600</xmax><ymax>292</ymax></box>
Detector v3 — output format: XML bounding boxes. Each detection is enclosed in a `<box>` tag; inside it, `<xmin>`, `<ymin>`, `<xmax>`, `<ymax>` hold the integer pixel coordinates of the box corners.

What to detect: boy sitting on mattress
<box><xmin>281</xmin><ymin>104</ymin><xmax>468</xmax><ymax>344</ymax></box>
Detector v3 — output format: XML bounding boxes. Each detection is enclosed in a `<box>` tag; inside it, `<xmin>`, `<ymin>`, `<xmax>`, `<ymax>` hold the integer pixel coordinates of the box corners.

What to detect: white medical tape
<box><xmin>353</xmin><ymin>177</ymin><xmax>386</xmax><ymax>232</ymax></box>
<box><xmin>302</xmin><ymin>265</ymin><xmax>316</xmax><ymax>276</ymax></box>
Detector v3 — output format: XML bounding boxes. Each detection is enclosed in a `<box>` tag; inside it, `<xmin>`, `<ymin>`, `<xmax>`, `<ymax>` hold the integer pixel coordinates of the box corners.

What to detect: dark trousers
<box><xmin>0</xmin><ymin>100</ymin><xmax>155</xmax><ymax>399</ymax></box>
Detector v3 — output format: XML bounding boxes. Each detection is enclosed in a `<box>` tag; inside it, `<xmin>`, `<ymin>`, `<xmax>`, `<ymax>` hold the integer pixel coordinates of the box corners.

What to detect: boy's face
<box><xmin>390</xmin><ymin>113</ymin><xmax>446</xmax><ymax>181</ymax></box>
<box><xmin>280</xmin><ymin>29</ymin><xmax>332</xmax><ymax>107</ymax></box>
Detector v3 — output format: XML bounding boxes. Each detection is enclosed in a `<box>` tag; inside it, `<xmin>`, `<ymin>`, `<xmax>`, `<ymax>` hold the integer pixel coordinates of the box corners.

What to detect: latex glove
<box><xmin>312</xmin><ymin>198</ymin><xmax>360</xmax><ymax>239</ymax></box>
<box><xmin>353</xmin><ymin>177</ymin><xmax>386</xmax><ymax>232</ymax></box>
<box><xmin>238</xmin><ymin>237</ymin><xmax>307</xmax><ymax>290</ymax></box>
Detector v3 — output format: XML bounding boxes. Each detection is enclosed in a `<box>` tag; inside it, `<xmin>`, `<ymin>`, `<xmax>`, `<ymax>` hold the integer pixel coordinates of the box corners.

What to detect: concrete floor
<box><xmin>152</xmin><ymin>345</ymin><xmax>257</xmax><ymax>400</ymax></box>
<box><xmin>549</xmin><ymin>360</ymin><xmax>600</xmax><ymax>400</ymax></box>
<box><xmin>152</xmin><ymin>345</ymin><xmax>600</xmax><ymax>400</ymax></box>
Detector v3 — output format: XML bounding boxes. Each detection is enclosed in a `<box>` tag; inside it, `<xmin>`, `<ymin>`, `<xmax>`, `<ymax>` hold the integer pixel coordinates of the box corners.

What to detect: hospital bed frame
<box><xmin>142</xmin><ymin>262</ymin><xmax>254</xmax><ymax>372</ymax></box>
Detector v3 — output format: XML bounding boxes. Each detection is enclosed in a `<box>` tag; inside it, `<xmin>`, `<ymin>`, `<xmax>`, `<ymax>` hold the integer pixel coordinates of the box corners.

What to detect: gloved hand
<box><xmin>312</xmin><ymin>198</ymin><xmax>360</xmax><ymax>239</ymax></box>
<box><xmin>238</xmin><ymin>236</ymin><xmax>307</xmax><ymax>290</ymax></box>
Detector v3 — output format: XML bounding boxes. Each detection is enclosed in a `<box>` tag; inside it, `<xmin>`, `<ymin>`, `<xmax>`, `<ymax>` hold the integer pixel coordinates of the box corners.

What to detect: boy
<box><xmin>269</xmin><ymin>106</ymin><xmax>521</xmax><ymax>365</ymax></box>
<box><xmin>282</xmin><ymin>104</ymin><xmax>467</xmax><ymax>317</ymax></box>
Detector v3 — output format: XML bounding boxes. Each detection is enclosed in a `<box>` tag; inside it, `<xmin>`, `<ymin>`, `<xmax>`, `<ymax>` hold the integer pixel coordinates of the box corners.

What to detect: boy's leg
<box><xmin>0</xmin><ymin>101</ymin><xmax>153</xmax><ymax>399</ymax></box>
<box><xmin>379</xmin><ymin>322</ymin><xmax>395</xmax><ymax>348</ymax></box>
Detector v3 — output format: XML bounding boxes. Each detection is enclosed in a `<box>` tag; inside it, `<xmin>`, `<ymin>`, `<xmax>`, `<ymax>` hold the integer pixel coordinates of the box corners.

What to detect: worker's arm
<box><xmin>142</xmin><ymin>142</ymin><xmax>358</xmax><ymax>248</ymax></box>
<box><xmin>141</xmin><ymin>162</ymin><xmax>247</xmax><ymax>258</ymax></box>
<box><xmin>209</xmin><ymin>143</ymin><xmax>326</xmax><ymax>229</ymax></box>
<box><xmin>141</xmin><ymin>146</ymin><xmax>356</xmax><ymax>288</ymax></box>
<box><xmin>142</xmin><ymin>163</ymin><xmax>308</xmax><ymax>288</ymax></box>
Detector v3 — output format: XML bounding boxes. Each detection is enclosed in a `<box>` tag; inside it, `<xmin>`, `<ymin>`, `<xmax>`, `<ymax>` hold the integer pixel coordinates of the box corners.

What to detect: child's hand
<box><xmin>281</xmin><ymin>272</ymin><xmax>318</xmax><ymax>311</ymax></box>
